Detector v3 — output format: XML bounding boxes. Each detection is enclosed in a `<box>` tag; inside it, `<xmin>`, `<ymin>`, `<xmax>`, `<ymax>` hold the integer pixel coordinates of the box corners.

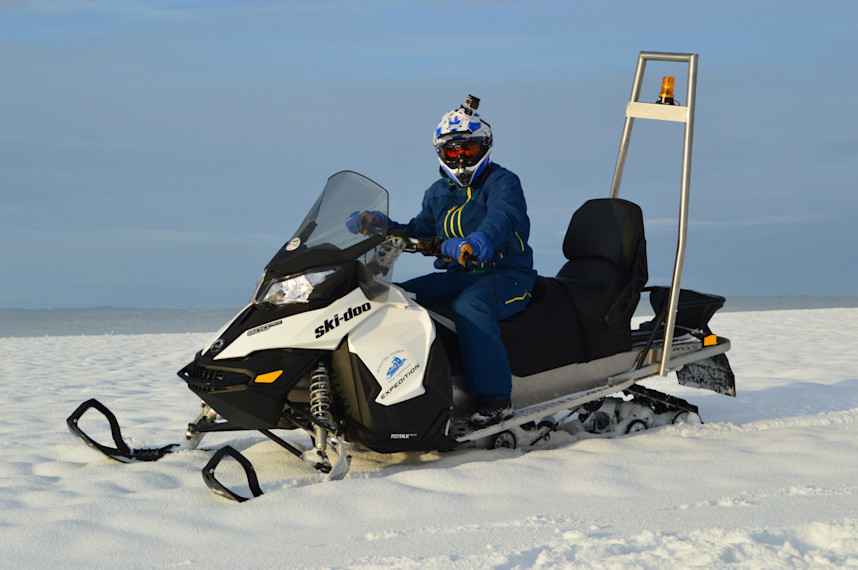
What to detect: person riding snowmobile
<box><xmin>348</xmin><ymin>95</ymin><xmax>536</xmax><ymax>428</ymax></box>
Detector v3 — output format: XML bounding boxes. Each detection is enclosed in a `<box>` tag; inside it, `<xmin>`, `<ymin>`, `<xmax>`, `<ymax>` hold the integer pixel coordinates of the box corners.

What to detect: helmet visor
<box><xmin>437</xmin><ymin>140</ymin><xmax>486</xmax><ymax>167</ymax></box>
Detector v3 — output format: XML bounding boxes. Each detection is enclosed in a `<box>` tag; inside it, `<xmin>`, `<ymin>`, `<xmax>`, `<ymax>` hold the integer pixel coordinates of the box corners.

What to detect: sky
<box><xmin>2</xmin><ymin>0</ymin><xmax>857</xmax><ymax>309</ymax></box>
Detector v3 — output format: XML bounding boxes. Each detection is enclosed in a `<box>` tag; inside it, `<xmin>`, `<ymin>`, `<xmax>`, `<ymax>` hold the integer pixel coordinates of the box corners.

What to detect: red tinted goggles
<box><xmin>438</xmin><ymin>140</ymin><xmax>485</xmax><ymax>165</ymax></box>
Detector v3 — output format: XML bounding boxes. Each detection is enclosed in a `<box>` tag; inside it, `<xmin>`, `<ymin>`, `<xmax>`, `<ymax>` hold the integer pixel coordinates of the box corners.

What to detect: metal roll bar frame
<box><xmin>609</xmin><ymin>51</ymin><xmax>698</xmax><ymax>376</ymax></box>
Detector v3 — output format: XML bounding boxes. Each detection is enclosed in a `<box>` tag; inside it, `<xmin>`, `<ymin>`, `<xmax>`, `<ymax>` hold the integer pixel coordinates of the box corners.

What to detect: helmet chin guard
<box><xmin>434</xmin><ymin>95</ymin><xmax>493</xmax><ymax>187</ymax></box>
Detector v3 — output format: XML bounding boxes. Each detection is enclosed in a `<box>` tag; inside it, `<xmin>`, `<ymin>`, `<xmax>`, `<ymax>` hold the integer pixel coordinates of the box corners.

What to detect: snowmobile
<box><xmin>67</xmin><ymin>51</ymin><xmax>735</xmax><ymax>502</ymax></box>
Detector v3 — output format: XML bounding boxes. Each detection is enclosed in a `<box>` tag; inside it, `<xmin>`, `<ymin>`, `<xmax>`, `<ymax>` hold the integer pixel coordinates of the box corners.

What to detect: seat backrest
<box><xmin>561</xmin><ymin>198</ymin><xmax>644</xmax><ymax>271</ymax></box>
<box><xmin>556</xmin><ymin>198</ymin><xmax>648</xmax><ymax>330</ymax></box>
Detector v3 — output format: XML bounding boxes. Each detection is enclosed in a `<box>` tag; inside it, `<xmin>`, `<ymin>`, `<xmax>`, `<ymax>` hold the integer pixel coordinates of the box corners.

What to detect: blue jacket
<box><xmin>402</xmin><ymin>163</ymin><xmax>535</xmax><ymax>274</ymax></box>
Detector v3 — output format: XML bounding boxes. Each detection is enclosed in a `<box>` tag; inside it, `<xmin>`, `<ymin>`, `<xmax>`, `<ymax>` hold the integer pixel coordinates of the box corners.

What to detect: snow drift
<box><xmin>2</xmin><ymin>308</ymin><xmax>857</xmax><ymax>568</ymax></box>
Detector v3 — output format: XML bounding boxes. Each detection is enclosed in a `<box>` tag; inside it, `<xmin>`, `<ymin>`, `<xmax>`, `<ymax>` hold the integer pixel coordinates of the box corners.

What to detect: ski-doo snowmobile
<box><xmin>68</xmin><ymin>51</ymin><xmax>735</xmax><ymax>502</ymax></box>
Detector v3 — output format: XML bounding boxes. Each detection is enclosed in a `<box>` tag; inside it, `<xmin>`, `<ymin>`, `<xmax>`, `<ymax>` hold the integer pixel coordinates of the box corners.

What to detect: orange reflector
<box><xmin>255</xmin><ymin>370</ymin><xmax>283</xmax><ymax>384</ymax></box>
<box><xmin>659</xmin><ymin>76</ymin><xmax>675</xmax><ymax>100</ymax></box>
<box><xmin>703</xmin><ymin>335</ymin><xmax>718</xmax><ymax>347</ymax></box>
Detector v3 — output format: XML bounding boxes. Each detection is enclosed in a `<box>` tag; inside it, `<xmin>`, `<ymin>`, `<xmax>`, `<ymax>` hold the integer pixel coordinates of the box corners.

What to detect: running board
<box><xmin>455</xmin><ymin>379</ymin><xmax>636</xmax><ymax>443</ymax></box>
<box><xmin>456</xmin><ymin>340</ymin><xmax>730</xmax><ymax>444</ymax></box>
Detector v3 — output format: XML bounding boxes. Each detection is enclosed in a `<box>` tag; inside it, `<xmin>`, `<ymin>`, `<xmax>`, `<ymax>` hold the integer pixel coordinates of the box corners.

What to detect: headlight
<box><xmin>254</xmin><ymin>267</ymin><xmax>337</xmax><ymax>305</ymax></box>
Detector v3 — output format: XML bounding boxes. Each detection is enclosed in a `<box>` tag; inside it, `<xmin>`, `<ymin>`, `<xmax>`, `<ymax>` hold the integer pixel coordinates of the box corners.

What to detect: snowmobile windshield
<box><xmin>292</xmin><ymin>171</ymin><xmax>389</xmax><ymax>253</ymax></box>
<box><xmin>257</xmin><ymin>171</ymin><xmax>396</xmax><ymax>301</ymax></box>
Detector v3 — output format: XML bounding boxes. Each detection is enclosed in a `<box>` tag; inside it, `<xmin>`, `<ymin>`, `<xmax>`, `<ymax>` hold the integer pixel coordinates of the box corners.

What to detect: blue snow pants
<box><xmin>400</xmin><ymin>269</ymin><xmax>535</xmax><ymax>402</ymax></box>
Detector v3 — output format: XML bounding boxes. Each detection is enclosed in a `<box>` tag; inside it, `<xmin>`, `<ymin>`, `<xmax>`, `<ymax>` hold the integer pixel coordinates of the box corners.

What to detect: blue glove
<box><xmin>346</xmin><ymin>210</ymin><xmax>387</xmax><ymax>235</ymax></box>
<box><xmin>440</xmin><ymin>237</ymin><xmax>466</xmax><ymax>261</ymax></box>
<box><xmin>346</xmin><ymin>211</ymin><xmax>363</xmax><ymax>233</ymax></box>
<box><xmin>463</xmin><ymin>231</ymin><xmax>494</xmax><ymax>262</ymax></box>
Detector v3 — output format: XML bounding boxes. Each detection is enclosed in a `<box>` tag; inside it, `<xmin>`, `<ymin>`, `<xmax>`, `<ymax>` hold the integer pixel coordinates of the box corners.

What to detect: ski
<box><xmin>202</xmin><ymin>446</ymin><xmax>264</xmax><ymax>502</ymax></box>
<box><xmin>66</xmin><ymin>399</ymin><xmax>181</xmax><ymax>463</ymax></box>
<box><xmin>200</xmin><ymin>434</ymin><xmax>350</xmax><ymax>503</ymax></box>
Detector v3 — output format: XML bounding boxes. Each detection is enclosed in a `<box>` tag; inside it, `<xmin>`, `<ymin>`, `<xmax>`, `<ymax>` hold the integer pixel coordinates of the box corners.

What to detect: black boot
<box><xmin>469</xmin><ymin>398</ymin><xmax>513</xmax><ymax>429</ymax></box>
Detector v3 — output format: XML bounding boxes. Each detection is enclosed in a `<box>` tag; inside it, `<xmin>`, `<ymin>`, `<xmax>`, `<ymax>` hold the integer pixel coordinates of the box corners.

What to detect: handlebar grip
<box><xmin>415</xmin><ymin>237</ymin><xmax>444</xmax><ymax>257</ymax></box>
<box><xmin>458</xmin><ymin>243</ymin><xmax>474</xmax><ymax>266</ymax></box>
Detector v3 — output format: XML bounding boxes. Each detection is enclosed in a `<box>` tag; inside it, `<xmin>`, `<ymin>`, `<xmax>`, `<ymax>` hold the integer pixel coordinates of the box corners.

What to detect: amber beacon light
<box><xmin>657</xmin><ymin>76</ymin><xmax>676</xmax><ymax>105</ymax></box>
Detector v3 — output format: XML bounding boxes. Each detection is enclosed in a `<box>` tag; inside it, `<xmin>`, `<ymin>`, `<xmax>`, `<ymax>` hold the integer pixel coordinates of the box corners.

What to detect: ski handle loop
<box><xmin>202</xmin><ymin>445</ymin><xmax>264</xmax><ymax>502</ymax></box>
<box><xmin>67</xmin><ymin>398</ymin><xmax>133</xmax><ymax>460</ymax></box>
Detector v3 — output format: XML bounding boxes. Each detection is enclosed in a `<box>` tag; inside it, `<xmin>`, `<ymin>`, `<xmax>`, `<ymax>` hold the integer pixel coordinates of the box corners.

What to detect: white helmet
<box><xmin>433</xmin><ymin>95</ymin><xmax>493</xmax><ymax>187</ymax></box>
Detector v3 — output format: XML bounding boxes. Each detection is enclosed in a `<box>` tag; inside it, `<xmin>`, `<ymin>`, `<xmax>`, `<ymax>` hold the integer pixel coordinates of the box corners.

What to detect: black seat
<box><xmin>555</xmin><ymin>198</ymin><xmax>648</xmax><ymax>359</ymax></box>
<box><xmin>501</xmin><ymin>198</ymin><xmax>648</xmax><ymax>375</ymax></box>
<box><xmin>500</xmin><ymin>276</ymin><xmax>587</xmax><ymax>376</ymax></box>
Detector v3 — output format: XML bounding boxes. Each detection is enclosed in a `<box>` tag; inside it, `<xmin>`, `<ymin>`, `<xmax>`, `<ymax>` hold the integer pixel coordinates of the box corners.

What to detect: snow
<box><xmin>2</xmin><ymin>308</ymin><xmax>858</xmax><ymax>568</ymax></box>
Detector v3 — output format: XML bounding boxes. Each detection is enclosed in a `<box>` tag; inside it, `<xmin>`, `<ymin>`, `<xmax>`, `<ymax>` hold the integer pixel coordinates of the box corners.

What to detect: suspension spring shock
<box><xmin>309</xmin><ymin>363</ymin><xmax>333</xmax><ymax>428</ymax></box>
<box><xmin>308</xmin><ymin>362</ymin><xmax>334</xmax><ymax>454</ymax></box>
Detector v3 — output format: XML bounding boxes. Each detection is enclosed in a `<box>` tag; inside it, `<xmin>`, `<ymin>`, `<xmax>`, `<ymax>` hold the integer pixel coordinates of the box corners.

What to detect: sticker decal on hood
<box><xmin>247</xmin><ymin>319</ymin><xmax>283</xmax><ymax>336</ymax></box>
<box><xmin>376</xmin><ymin>349</ymin><xmax>421</xmax><ymax>401</ymax></box>
<box><xmin>314</xmin><ymin>302</ymin><xmax>371</xmax><ymax>338</ymax></box>
<box><xmin>377</xmin><ymin>349</ymin><xmax>408</xmax><ymax>382</ymax></box>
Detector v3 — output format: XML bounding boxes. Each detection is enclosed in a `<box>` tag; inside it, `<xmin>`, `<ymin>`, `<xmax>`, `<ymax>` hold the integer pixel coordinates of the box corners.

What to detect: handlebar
<box><xmin>389</xmin><ymin>234</ymin><xmax>481</xmax><ymax>266</ymax></box>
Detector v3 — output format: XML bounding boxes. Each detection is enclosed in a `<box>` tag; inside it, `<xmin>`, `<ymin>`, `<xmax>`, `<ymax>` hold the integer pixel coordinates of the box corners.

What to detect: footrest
<box><xmin>455</xmin><ymin>379</ymin><xmax>636</xmax><ymax>443</ymax></box>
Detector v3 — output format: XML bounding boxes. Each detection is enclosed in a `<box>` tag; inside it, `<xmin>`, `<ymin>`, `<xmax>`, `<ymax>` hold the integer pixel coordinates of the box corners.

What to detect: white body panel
<box><xmin>348</xmin><ymin>285</ymin><xmax>435</xmax><ymax>406</ymax></box>
<box><xmin>212</xmin><ymin>284</ymin><xmax>434</xmax><ymax>407</ymax></box>
<box><xmin>214</xmin><ymin>288</ymin><xmax>378</xmax><ymax>360</ymax></box>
